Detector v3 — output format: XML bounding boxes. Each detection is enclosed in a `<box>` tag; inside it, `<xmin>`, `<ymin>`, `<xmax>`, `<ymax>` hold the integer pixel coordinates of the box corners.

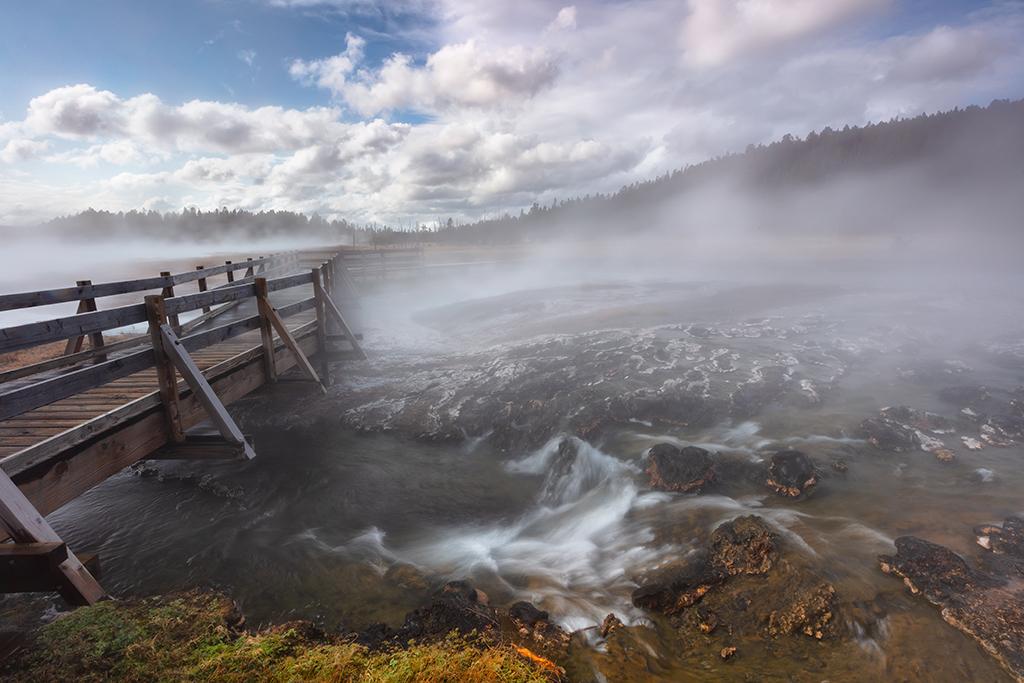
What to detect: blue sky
<box><xmin>1</xmin><ymin>0</ymin><xmax>1022</xmax><ymax>225</ymax></box>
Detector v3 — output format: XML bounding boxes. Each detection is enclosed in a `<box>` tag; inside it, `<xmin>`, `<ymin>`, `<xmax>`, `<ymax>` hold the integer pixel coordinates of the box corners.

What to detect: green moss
<box><xmin>5</xmin><ymin>592</ymin><xmax>556</xmax><ymax>683</ymax></box>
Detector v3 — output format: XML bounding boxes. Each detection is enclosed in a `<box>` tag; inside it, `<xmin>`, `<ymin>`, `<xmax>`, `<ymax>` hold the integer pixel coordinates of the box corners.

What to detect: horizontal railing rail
<box><xmin>0</xmin><ymin>271</ymin><xmax>312</xmax><ymax>355</ymax></box>
<box><xmin>0</xmin><ymin>256</ymin><xmax>280</xmax><ymax>312</ymax></box>
<box><xmin>0</xmin><ymin>275</ymin><xmax>317</xmax><ymax>421</ymax></box>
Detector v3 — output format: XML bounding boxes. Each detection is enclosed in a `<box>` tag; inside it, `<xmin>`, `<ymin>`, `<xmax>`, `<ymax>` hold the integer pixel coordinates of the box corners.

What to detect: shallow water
<box><xmin>7</xmin><ymin>270</ymin><xmax>1024</xmax><ymax>681</ymax></box>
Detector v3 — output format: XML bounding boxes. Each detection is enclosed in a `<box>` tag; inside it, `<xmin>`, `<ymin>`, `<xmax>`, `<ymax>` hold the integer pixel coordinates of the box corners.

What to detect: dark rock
<box><xmin>975</xmin><ymin>517</ymin><xmax>1024</xmax><ymax>558</ymax></box>
<box><xmin>766</xmin><ymin>583</ymin><xmax>836</xmax><ymax>639</ymax></box>
<box><xmin>395</xmin><ymin>580</ymin><xmax>498</xmax><ymax>642</ymax></box>
<box><xmin>633</xmin><ymin>516</ymin><xmax>777</xmax><ymax>614</ymax></box>
<box><xmin>707</xmin><ymin>515</ymin><xmax>778</xmax><ymax>577</ymax></box>
<box><xmin>599</xmin><ymin>613</ymin><xmax>624</xmax><ymax>638</ymax></box>
<box><xmin>646</xmin><ymin>444</ymin><xmax>715</xmax><ymax>493</ymax></box>
<box><xmin>879</xmin><ymin>536</ymin><xmax>1024</xmax><ymax>680</ymax></box>
<box><xmin>858</xmin><ymin>415</ymin><xmax>919</xmax><ymax>452</ymax></box>
<box><xmin>766</xmin><ymin>449</ymin><xmax>817</xmax><ymax>498</ymax></box>
<box><xmin>632</xmin><ymin>551</ymin><xmax>717</xmax><ymax>614</ymax></box>
<box><xmin>509</xmin><ymin>601</ymin><xmax>549</xmax><ymax>627</ymax></box>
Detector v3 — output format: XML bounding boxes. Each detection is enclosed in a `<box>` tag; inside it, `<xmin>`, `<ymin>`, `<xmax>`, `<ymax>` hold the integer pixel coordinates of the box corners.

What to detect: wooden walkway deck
<box><xmin>0</xmin><ymin>246</ymin><xmax>386</xmax><ymax>604</ymax></box>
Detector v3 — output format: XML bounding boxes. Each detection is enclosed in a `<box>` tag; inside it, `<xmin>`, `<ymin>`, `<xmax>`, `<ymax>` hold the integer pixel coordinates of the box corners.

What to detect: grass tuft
<box><xmin>4</xmin><ymin>592</ymin><xmax>556</xmax><ymax>683</ymax></box>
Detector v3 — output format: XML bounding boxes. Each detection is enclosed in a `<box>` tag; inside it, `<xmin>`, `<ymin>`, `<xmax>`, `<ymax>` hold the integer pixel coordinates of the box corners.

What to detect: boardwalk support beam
<box><xmin>0</xmin><ymin>468</ymin><xmax>106</xmax><ymax>605</ymax></box>
<box><xmin>255</xmin><ymin>278</ymin><xmax>326</xmax><ymax>393</ymax></box>
<box><xmin>156</xmin><ymin>324</ymin><xmax>257</xmax><ymax>460</ymax></box>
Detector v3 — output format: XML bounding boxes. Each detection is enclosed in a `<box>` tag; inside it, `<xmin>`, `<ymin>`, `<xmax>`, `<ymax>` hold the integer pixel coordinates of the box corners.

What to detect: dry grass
<box><xmin>4</xmin><ymin>592</ymin><xmax>558</xmax><ymax>683</ymax></box>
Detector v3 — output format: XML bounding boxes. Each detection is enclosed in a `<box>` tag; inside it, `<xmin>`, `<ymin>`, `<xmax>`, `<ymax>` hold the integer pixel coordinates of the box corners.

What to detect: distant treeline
<box><xmin>432</xmin><ymin>98</ymin><xmax>1024</xmax><ymax>244</ymax></box>
<box><xmin>47</xmin><ymin>98</ymin><xmax>1024</xmax><ymax>246</ymax></box>
<box><xmin>47</xmin><ymin>208</ymin><xmax>428</xmax><ymax>247</ymax></box>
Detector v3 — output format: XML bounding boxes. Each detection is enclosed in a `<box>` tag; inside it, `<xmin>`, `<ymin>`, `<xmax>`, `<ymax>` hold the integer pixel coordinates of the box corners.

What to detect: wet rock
<box><xmin>633</xmin><ymin>516</ymin><xmax>777</xmax><ymax>614</ymax></box>
<box><xmin>720</xmin><ymin>645</ymin><xmax>737</xmax><ymax>660</ymax></box>
<box><xmin>509</xmin><ymin>601</ymin><xmax>549</xmax><ymax>627</ymax></box>
<box><xmin>395</xmin><ymin>580</ymin><xmax>498</xmax><ymax>642</ymax></box>
<box><xmin>975</xmin><ymin>518</ymin><xmax>1024</xmax><ymax>578</ymax></box>
<box><xmin>975</xmin><ymin>517</ymin><xmax>1024</xmax><ymax>558</ymax></box>
<box><xmin>707</xmin><ymin>515</ymin><xmax>778</xmax><ymax>577</ymax></box>
<box><xmin>646</xmin><ymin>444</ymin><xmax>716</xmax><ymax>493</ymax></box>
<box><xmin>859</xmin><ymin>414</ymin><xmax>919</xmax><ymax>452</ymax></box>
<box><xmin>599</xmin><ymin>613</ymin><xmax>624</xmax><ymax>638</ymax></box>
<box><xmin>765</xmin><ymin>449</ymin><xmax>817</xmax><ymax>498</ymax></box>
<box><xmin>831</xmin><ymin>459</ymin><xmax>848</xmax><ymax>473</ymax></box>
<box><xmin>766</xmin><ymin>583</ymin><xmax>836</xmax><ymax>639</ymax></box>
<box><xmin>879</xmin><ymin>536</ymin><xmax>1024</xmax><ymax>680</ymax></box>
<box><xmin>696</xmin><ymin>606</ymin><xmax>719</xmax><ymax>633</ymax></box>
<box><xmin>632</xmin><ymin>552</ymin><xmax>717</xmax><ymax>614</ymax></box>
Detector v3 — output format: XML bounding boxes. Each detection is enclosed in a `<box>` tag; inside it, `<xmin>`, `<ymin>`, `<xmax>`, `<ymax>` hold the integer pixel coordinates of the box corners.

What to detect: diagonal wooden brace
<box><xmin>0</xmin><ymin>468</ymin><xmax>106</xmax><ymax>605</ymax></box>
<box><xmin>255</xmin><ymin>279</ymin><xmax>327</xmax><ymax>393</ymax></box>
<box><xmin>157</xmin><ymin>324</ymin><xmax>257</xmax><ymax>459</ymax></box>
<box><xmin>318</xmin><ymin>284</ymin><xmax>367</xmax><ymax>360</ymax></box>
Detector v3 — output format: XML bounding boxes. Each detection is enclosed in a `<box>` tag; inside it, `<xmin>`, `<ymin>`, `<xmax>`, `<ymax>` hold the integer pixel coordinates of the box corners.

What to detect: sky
<box><xmin>0</xmin><ymin>0</ymin><xmax>1022</xmax><ymax>227</ymax></box>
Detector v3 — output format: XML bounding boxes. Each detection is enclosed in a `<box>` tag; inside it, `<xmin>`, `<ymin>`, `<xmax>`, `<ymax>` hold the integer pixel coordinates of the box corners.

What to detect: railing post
<box><xmin>254</xmin><ymin>278</ymin><xmax>277</xmax><ymax>383</ymax></box>
<box><xmin>145</xmin><ymin>294</ymin><xmax>184</xmax><ymax>443</ymax></box>
<box><xmin>244</xmin><ymin>257</ymin><xmax>254</xmax><ymax>279</ymax></box>
<box><xmin>63</xmin><ymin>280</ymin><xmax>105</xmax><ymax>360</ymax></box>
<box><xmin>312</xmin><ymin>267</ymin><xmax>330</xmax><ymax>384</ymax></box>
<box><xmin>160</xmin><ymin>271</ymin><xmax>181</xmax><ymax>332</ymax></box>
<box><xmin>196</xmin><ymin>265</ymin><xmax>210</xmax><ymax>313</ymax></box>
<box><xmin>225</xmin><ymin>261</ymin><xmax>234</xmax><ymax>284</ymax></box>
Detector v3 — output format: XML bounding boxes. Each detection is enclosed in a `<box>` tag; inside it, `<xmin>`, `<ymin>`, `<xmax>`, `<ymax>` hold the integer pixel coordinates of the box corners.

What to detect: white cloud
<box><xmin>2</xmin><ymin>0</ymin><xmax>1023</xmax><ymax>226</ymax></box>
<box><xmin>291</xmin><ymin>35</ymin><xmax>560</xmax><ymax>115</ymax></box>
<box><xmin>680</xmin><ymin>0</ymin><xmax>890</xmax><ymax>66</ymax></box>
<box><xmin>1</xmin><ymin>138</ymin><xmax>50</xmax><ymax>164</ymax></box>
<box><xmin>547</xmin><ymin>6</ymin><xmax>577</xmax><ymax>32</ymax></box>
<box><xmin>238</xmin><ymin>49</ymin><xmax>257</xmax><ymax>67</ymax></box>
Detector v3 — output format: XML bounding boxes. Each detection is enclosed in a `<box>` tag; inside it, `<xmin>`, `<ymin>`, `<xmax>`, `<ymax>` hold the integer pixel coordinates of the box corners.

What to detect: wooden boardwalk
<box><xmin>0</xmin><ymin>246</ymin><xmax>393</xmax><ymax>604</ymax></box>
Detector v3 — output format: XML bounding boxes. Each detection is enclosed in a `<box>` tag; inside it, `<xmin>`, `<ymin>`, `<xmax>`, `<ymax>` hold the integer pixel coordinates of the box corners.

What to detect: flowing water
<box><xmin>5</xmin><ymin>261</ymin><xmax>1024</xmax><ymax>681</ymax></box>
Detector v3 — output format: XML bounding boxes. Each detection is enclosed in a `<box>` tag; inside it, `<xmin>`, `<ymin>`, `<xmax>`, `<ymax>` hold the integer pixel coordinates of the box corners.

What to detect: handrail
<box><xmin>0</xmin><ymin>253</ymin><xmax>296</xmax><ymax>312</ymax></box>
<box><xmin>0</xmin><ymin>269</ymin><xmax>312</xmax><ymax>354</ymax></box>
<box><xmin>0</xmin><ymin>296</ymin><xmax>317</xmax><ymax>421</ymax></box>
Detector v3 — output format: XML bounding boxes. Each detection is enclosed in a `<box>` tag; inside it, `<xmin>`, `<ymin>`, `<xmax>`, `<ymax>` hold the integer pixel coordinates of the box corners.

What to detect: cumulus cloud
<box><xmin>291</xmin><ymin>34</ymin><xmax>560</xmax><ymax>115</ymax></box>
<box><xmin>1</xmin><ymin>138</ymin><xmax>50</xmax><ymax>164</ymax></box>
<box><xmin>2</xmin><ymin>0</ymin><xmax>1023</xmax><ymax>226</ymax></box>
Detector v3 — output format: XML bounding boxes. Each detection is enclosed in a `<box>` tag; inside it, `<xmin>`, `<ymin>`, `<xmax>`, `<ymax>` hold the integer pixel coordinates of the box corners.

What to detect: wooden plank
<box><xmin>0</xmin><ymin>303</ymin><xmax>148</xmax><ymax>354</ymax></box>
<box><xmin>164</xmin><ymin>282</ymin><xmax>257</xmax><ymax>317</ymax></box>
<box><xmin>151</xmin><ymin>435</ymin><xmax>245</xmax><ymax>460</ymax></box>
<box><xmin>0</xmin><ymin>334</ymin><xmax>150</xmax><ymax>384</ymax></box>
<box><xmin>255</xmin><ymin>279</ymin><xmax>277</xmax><ymax>383</ymax></box>
<box><xmin>157</xmin><ymin>325</ymin><xmax>256</xmax><ymax>459</ymax></box>
<box><xmin>0</xmin><ymin>542</ymin><xmax>70</xmax><ymax>593</ymax></box>
<box><xmin>0</xmin><ymin>348</ymin><xmax>154</xmax><ymax>421</ymax></box>
<box><xmin>0</xmin><ymin>467</ymin><xmax>105</xmax><ymax>604</ymax></box>
<box><xmin>266</xmin><ymin>272</ymin><xmax>313</xmax><ymax>292</ymax></box>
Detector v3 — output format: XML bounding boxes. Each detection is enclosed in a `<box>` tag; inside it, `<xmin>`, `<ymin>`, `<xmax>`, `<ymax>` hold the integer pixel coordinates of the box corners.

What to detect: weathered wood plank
<box><xmin>0</xmin><ymin>467</ymin><xmax>105</xmax><ymax>604</ymax></box>
<box><xmin>0</xmin><ymin>349</ymin><xmax>154</xmax><ymax>421</ymax></box>
<box><xmin>0</xmin><ymin>256</ymin><xmax>274</xmax><ymax>312</ymax></box>
<box><xmin>157</xmin><ymin>325</ymin><xmax>255</xmax><ymax>459</ymax></box>
<box><xmin>0</xmin><ymin>303</ymin><xmax>148</xmax><ymax>353</ymax></box>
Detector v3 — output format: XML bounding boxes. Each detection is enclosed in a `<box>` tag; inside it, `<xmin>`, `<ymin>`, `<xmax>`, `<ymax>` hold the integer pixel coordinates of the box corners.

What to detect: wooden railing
<box><xmin>0</xmin><ymin>253</ymin><xmax>299</xmax><ymax>384</ymax></box>
<box><xmin>0</xmin><ymin>246</ymin><xmax>364</xmax><ymax>605</ymax></box>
